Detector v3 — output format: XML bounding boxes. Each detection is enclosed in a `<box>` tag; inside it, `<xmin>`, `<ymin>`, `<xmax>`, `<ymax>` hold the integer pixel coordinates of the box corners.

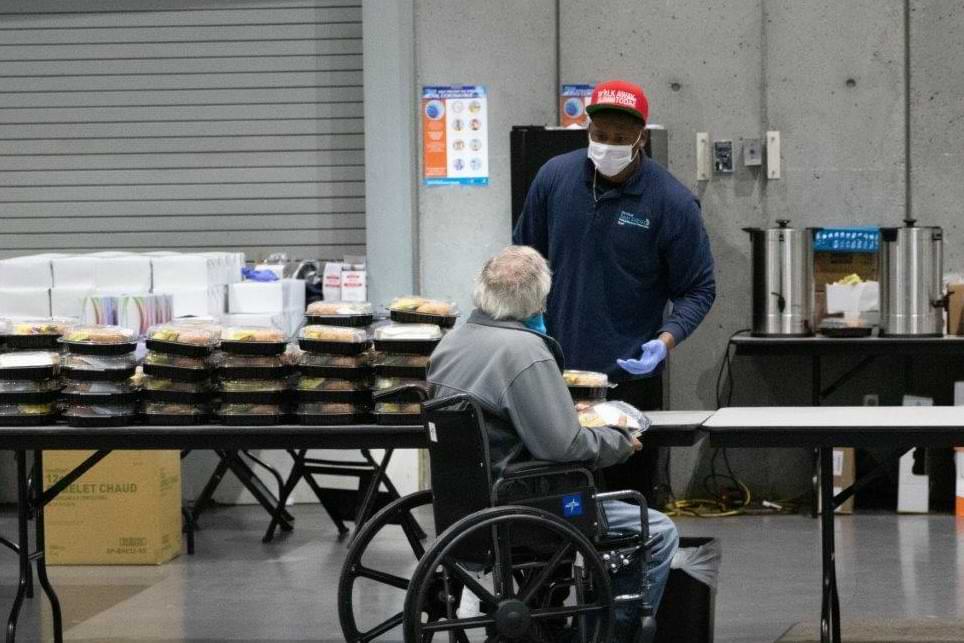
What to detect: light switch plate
<box><xmin>744</xmin><ymin>138</ymin><xmax>762</xmax><ymax>166</ymax></box>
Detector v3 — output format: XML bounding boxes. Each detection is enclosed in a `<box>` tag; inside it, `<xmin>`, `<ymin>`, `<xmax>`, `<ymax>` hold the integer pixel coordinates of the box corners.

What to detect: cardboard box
<box><xmin>834</xmin><ymin>448</ymin><xmax>855</xmax><ymax>514</ymax></box>
<box><xmin>51</xmin><ymin>286</ymin><xmax>93</xmax><ymax>318</ymax></box>
<box><xmin>43</xmin><ymin>450</ymin><xmax>182</xmax><ymax>565</ymax></box>
<box><xmin>817</xmin><ymin>447</ymin><xmax>855</xmax><ymax>514</ymax></box>
<box><xmin>955</xmin><ymin>448</ymin><xmax>964</xmax><ymax>518</ymax></box>
<box><xmin>94</xmin><ymin>256</ymin><xmax>152</xmax><ymax>292</ymax></box>
<box><xmin>323</xmin><ymin>262</ymin><xmax>347</xmax><ymax>301</ymax></box>
<box><xmin>152</xmin><ymin>254</ymin><xmax>221</xmax><ymax>291</ymax></box>
<box><xmin>229</xmin><ymin>281</ymin><xmax>283</xmax><ymax>313</ymax></box>
<box><xmin>156</xmin><ymin>286</ymin><xmax>225</xmax><ymax>319</ymax></box>
<box><xmin>51</xmin><ymin>256</ymin><xmax>98</xmax><ymax>289</ymax></box>
<box><xmin>813</xmin><ymin>251</ymin><xmax>879</xmax><ymax>290</ymax></box>
<box><xmin>0</xmin><ymin>288</ymin><xmax>51</xmax><ymax>317</ymax></box>
<box><xmin>898</xmin><ymin>395</ymin><xmax>933</xmax><ymax>513</ymax></box>
<box><xmin>947</xmin><ymin>284</ymin><xmax>964</xmax><ymax>335</ymax></box>
<box><xmin>0</xmin><ymin>256</ymin><xmax>55</xmax><ymax>289</ymax></box>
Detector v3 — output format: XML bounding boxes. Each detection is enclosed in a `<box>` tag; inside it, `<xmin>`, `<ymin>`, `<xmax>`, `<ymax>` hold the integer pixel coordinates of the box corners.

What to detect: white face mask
<box><xmin>587</xmin><ymin>131</ymin><xmax>641</xmax><ymax>178</ymax></box>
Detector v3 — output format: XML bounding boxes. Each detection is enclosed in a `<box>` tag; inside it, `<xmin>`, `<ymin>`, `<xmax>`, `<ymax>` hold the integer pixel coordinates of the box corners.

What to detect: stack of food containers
<box><xmin>2</xmin><ymin>318</ymin><xmax>74</xmax><ymax>353</ymax></box>
<box><xmin>368</xmin><ymin>297</ymin><xmax>450</xmax><ymax>426</ymax></box>
<box><xmin>0</xmin><ymin>351</ymin><xmax>61</xmax><ymax>426</ymax></box>
<box><xmin>295</xmin><ymin>302</ymin><xmax>375</xmax><ymax>425</ymax></box>
<box><xmin>142</xmin><ymin>323</ymin><xmax>220</xmax><ymax>425</ymax></box>
<box><xmin>294</xmin><ymin>325</ymin><xmax>373</xmax><ymax>424</ymax></box>
<box><xmin>563</xmin><ymin>370</ymin><xmax>610</xmax><ymax>404</ymax></box>
<box><xmin>60</xmin><ymin>325</ymin><xmax>139</xmax><ymax>427</ymax></box>
<box><xmin>215</xmin><ymin>327</ymin><xmax>289</xmax><ymax>425</ymax></box>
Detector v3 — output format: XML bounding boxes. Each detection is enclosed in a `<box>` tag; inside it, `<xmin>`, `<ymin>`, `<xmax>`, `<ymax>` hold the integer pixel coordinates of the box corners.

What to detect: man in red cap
<box><xmin>513</xmin><ymin>79</ymin><xmax>716</xmax><ymax>504</ymax></box>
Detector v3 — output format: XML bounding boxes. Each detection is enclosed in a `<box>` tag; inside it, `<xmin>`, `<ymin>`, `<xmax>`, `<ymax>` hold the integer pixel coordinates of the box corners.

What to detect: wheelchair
<box><xmin>338</xmin><ymin>391</ymin><xmax>658</xmax><ymax>642</ymax></box>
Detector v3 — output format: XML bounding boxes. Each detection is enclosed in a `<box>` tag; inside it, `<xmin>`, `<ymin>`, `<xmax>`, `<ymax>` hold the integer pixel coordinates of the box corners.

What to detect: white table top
<box><xmin>705</xmin><ymin>406</ymin><xmax>964</xmax><ymax>429</ymax></box>
<box><xmin>645</xmin><ymin>410</ymin><xmax>715</xmax><ymax>427</ymax></box>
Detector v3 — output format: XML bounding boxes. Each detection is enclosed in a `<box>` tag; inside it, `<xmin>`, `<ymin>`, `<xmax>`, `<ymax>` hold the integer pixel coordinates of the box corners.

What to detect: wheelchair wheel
<box><xmin>403</xmin><ymin>505</ymin><xmax>614</xmax><ymax>643</ymax></box>
<box><xmin>339</xmin><ymin>490</ymin><xmax>434</xmax><ymax>642</ymax></box>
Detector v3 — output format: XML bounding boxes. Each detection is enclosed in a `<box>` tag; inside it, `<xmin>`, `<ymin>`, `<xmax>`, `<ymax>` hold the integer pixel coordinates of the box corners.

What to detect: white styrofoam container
<box><xmin>0</xmin><ymin>256</ymin><xmax>55</xmax><ymax>289</ymax></box>
<box><xmin>152</xmin><ymin>254</ymin><xmax>220</xmax><ymax>291</ymax></box>
<box><xmin>826</xmin><ymin>281</ymin><xmax>880</xmax><ymax>315</ymax></box>
<box><xmin>0</xmin><ymin>288</ymin><xmax>51</xmax><ymax>317</ymax></box>
<box><xmin>158</xmin><ymin>286</ymin><xmax>225</xmax><ymax>319</ymax></box>
<box><xmin>51</xmin><ymin>286</ymin><xmax>93</xmax><ymax>319</ymax></box>
<box><xmin>51</xmin><ymin>256</ymin><xmax>98</xmax><ymax>289</ymax></box>
<box><xmin>284</xmin><ymin>279</ymin><xmax>305</xmax><ymax>312</ymax></box>
<box><xmin>94</xmin><ymin>256</ymin><xmax>152</xmax><ymax>291</ymax></box>
<box><xmin>228</xmin><ymin>281</ymin><xmax>283</xmax><ymax>314</ymax></box>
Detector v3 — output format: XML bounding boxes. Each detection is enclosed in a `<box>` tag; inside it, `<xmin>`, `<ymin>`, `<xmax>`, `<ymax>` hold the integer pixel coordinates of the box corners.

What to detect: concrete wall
<box><xmin>369</xmin><ymin>0</ymin><xmax>964</xmax><ymax>502</ymax></box>
<box><xmin>413</xmin><ymin>0</ymin><xmax>558</xmax><ymax>315</ymax></box>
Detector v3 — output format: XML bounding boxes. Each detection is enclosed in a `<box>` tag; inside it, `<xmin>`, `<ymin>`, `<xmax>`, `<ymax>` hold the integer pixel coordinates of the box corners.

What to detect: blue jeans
<box><xmin>601</xmin><ymin>501</ymin><xmax>679</xmax><ymax>626</ymax></box>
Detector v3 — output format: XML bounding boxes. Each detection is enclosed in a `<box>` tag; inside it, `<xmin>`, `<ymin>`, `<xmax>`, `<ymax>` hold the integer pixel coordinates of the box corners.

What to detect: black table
<box><xmin>730</xmin><ymin>334</ymin><xmax>964</xmax><ymax>405</ymax></box>
<box><xmin>0</xmin><ymin>415</ymin><xmax>705</xmax><ymax>642</ymax></box>
<box><xmin>705</xmin><ymin>406</ymin><xmax>964</xmax><ymax>643</ymax></box>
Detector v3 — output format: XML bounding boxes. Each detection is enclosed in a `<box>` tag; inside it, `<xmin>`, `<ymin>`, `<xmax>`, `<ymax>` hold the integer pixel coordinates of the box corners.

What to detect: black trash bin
<box><xmin>654</xmin><ymin>536</ymin><xmax>720</xmax><ymax>643</ymax></box>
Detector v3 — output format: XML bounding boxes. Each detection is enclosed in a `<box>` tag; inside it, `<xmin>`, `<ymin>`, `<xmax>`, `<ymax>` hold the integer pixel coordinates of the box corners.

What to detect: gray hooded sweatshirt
<box><xmin>427</xmin><ymin>310</ymin><xmax>635</xmax><ymax>477</ymax></box>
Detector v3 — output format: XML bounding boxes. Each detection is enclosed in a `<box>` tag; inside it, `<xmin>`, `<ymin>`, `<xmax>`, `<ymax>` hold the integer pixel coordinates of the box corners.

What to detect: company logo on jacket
<box><xmin>617</xmin><ymin>211</ymin><xmax>651</xmax><ymax>229</ymax></box>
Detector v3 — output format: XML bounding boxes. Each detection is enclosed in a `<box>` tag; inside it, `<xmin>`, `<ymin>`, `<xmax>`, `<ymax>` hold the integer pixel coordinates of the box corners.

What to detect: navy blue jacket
<box><xmin>512</xmin><ymin>149</ymin><xmax>716</xmax><ymax>381</ymax></box>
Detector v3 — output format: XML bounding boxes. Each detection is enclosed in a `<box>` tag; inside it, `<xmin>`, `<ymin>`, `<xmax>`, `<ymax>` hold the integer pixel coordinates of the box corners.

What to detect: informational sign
<box><xmin>560</xmin><ymin>84</ymin><xmax>594</xmax><ymax>128</ymax></box>
<box><xmin>422</xmin><ymin>85</ymin><xmax>489</xmax><ymax>186</ymax></box>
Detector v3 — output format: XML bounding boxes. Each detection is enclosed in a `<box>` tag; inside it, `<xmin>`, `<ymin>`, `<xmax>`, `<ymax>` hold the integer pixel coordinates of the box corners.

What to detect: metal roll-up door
<box><xmin>0</xmin><ymin>0</ymin><xmax>365</xmax><ymax>261</ymax></box>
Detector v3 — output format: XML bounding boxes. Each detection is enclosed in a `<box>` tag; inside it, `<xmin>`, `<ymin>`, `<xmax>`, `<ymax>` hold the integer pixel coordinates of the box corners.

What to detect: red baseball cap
<box><xmin>586</xmin><ymin>80</ymin><xmax>649</xmax><ymax>123</ymax></box>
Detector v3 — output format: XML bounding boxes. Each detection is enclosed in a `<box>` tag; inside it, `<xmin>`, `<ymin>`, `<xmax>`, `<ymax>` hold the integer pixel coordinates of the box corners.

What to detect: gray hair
<box><xmin>472</xmin><ymin>246</ymin><xmax>552</xmax><ymax>321</ymax></box>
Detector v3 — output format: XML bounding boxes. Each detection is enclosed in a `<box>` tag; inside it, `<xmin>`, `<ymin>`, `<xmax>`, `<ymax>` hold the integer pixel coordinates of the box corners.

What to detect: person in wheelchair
<box><xmin>427</xmin><ymin>245</ymin><xmax>679</xmax><ymax>641</ymax></box>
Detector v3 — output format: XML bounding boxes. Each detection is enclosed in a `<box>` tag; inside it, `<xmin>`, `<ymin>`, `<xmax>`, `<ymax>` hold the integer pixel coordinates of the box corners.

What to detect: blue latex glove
<box><xmin>617</xmin><ymin>339</ymin><xmax>668</xmax><ymax>376</ymax></box>
<box><xmin>241</xmin><ymin>266</ymin><xmax>280</xmax><ymax>282</ymax></box>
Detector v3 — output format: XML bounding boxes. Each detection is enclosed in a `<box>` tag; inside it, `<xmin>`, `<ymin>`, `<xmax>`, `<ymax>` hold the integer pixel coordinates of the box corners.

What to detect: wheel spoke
<box><xmin>443</xmin><ymin>559</ymin><xmax>499</xmax><ymax>609</ymax></box>
<box><xmin>493</xmin><ymin>523</ymin><xmax>514</xmax><ymax>598</ymax></box>
<box><xmin>519</xmin><ymin>542</ymin><xmax>573</xmax><ymax>603</ymax></box>
<box><xmin>421</xmin><ymin>614</ymin><xmax>498</xmax><ymax>632</ymax></box>
<box><xmin>529</xmin><ymin>603</ymin><xmax>607</xmax><ymax>620</ymax></box>
<box><xmin>359</xmin><ymin>611</ymin><xmax>403</xmax><ymax>641</ymax></box>
<box><xmin>355</xmin><ymin>565</ymin><xmax>411</xmax><ymax>591</ymax></box>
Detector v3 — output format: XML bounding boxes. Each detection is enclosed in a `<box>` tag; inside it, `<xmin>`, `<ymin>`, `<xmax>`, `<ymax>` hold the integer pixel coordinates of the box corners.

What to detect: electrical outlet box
<box><xmin>744</xmin><ymin>138</ymin><xmax>762</xmax><ymax>166</ymax></box>
<box><xmin>696</xmin><ymin>132</ymin><xmax>711</xmax><ymax>181</ymax></box>
<box><xmin>713</xmin><ymin>140</ymin><xmax>734</xmax><ymax>174</ymax></box>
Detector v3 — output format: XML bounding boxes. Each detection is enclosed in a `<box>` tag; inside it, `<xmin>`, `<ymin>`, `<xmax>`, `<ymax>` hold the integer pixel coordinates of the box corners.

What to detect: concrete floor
<box><xmin>0</xmin><ymin>504</ymin><xmax>962</xmax><ymax>642</ymax></box>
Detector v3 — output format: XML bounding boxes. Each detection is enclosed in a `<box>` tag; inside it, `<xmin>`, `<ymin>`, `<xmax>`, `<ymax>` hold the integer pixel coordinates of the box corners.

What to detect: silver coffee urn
<box><xmin>879</xmin><ymin>219</ymin><xmax>945</xmax><ymax>336</ymax></box>
<box><xmin>745</xmin><ymin>220</ymin><xmax>816</xmax><ymax>337</ymax></box>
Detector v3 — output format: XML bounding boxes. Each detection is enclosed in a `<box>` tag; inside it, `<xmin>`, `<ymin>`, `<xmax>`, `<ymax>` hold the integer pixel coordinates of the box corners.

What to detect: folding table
<box><xmin>704</xmin><ymin>405</ymin><xmax>964</xmax><ymax>643</ymax></box>
<box><xmin>0</xmin><ymin>413</ymin><xmax>708</xmax><ymax>643</ymax></box>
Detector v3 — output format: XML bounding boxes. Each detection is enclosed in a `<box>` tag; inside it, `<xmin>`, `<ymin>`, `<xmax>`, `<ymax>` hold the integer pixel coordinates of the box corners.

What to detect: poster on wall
<box><xmin>560</xmin><ymin>84</ymin><xmax>594</xmax><ymax>128</ymax></box>
<box><xmin>421</xmin><ymin>85</ymin><xmax>489</xmax><ymax>186</ymax></box>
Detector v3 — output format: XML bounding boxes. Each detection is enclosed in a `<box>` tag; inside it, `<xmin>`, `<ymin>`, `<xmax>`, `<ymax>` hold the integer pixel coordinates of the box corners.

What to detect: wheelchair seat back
<box><xmin>422</xmin><ymin>395</ymin><xmax>495</xmax><ymax>536</ymax></box>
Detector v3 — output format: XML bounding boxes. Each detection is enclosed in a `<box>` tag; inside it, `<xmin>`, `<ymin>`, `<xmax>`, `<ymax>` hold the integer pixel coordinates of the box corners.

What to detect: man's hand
<box><xmin>617</xmin><ymin>333</ymin><xmax>673</xmax><ymax>376</ymax></box>
<box><xmin>630</xmin><ymin>435</ymin><xmax>642</xmax><ymax>452</ymax></box>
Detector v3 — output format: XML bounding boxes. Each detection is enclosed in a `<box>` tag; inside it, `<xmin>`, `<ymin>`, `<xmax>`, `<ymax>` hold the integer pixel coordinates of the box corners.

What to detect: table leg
<box><xmin>348</xmin><ymin>449</ymin><xmax>395</xmax><ymax>546</ymax></box>
<box><xmin>819</xmin><ymin>447</ymin><xmax>841</xmax><ymax>643</ymax></box>
<box><xmin>262</xmin><ymin>450</ymin><xmax>308</xmax><ymax>543</ymax></box>
<box><xmin>221</xmin><ymin>451</ymin><xmax>294</xmax><ymax>527</ymax></box>
<box><xmin>811</xmin><ymin>355</ymin><xmax>822</xmax><ymax>519</ymax></box>
<box><xmin>360</xmin><ymin>450</ymin><xmax>425</xmax><ymax>540</ymax></box>
<box><xmin>190</xmin><ymin>455</ymin><xmax>230</xmax><ymax>525</ymax></box>
<box><xmin>6</xmin><ymin>451</ymin><xmax>30</xmax><ymax>643</ymax></box>
<box><xmin>31</xmin><ymin>452</ymin><xmax>63</xmax><ymax>643</ymax></box>
<box><xmin>299</xmin><ymin>465</ymin><xmax>351</xmax><ymax>538</ymax></box>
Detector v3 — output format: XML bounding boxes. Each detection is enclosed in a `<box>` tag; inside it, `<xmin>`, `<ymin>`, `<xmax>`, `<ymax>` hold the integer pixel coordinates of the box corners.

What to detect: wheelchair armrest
<box><xmin>372</xmin><ymin>383</ymin><xmax>430</xmax><ymax>403</ymax></box>
<box><xmin>500</xmin><ymin>459</ymin><xmax>594</xmax><ymax>479</ymax></box>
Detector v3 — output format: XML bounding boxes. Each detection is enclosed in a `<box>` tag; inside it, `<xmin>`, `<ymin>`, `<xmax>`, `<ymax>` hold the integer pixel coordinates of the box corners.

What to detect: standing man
<box><xmin>513</xmin><ymin>79</ymin><xmax>715</xmax><ymax>496</ymax></box>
